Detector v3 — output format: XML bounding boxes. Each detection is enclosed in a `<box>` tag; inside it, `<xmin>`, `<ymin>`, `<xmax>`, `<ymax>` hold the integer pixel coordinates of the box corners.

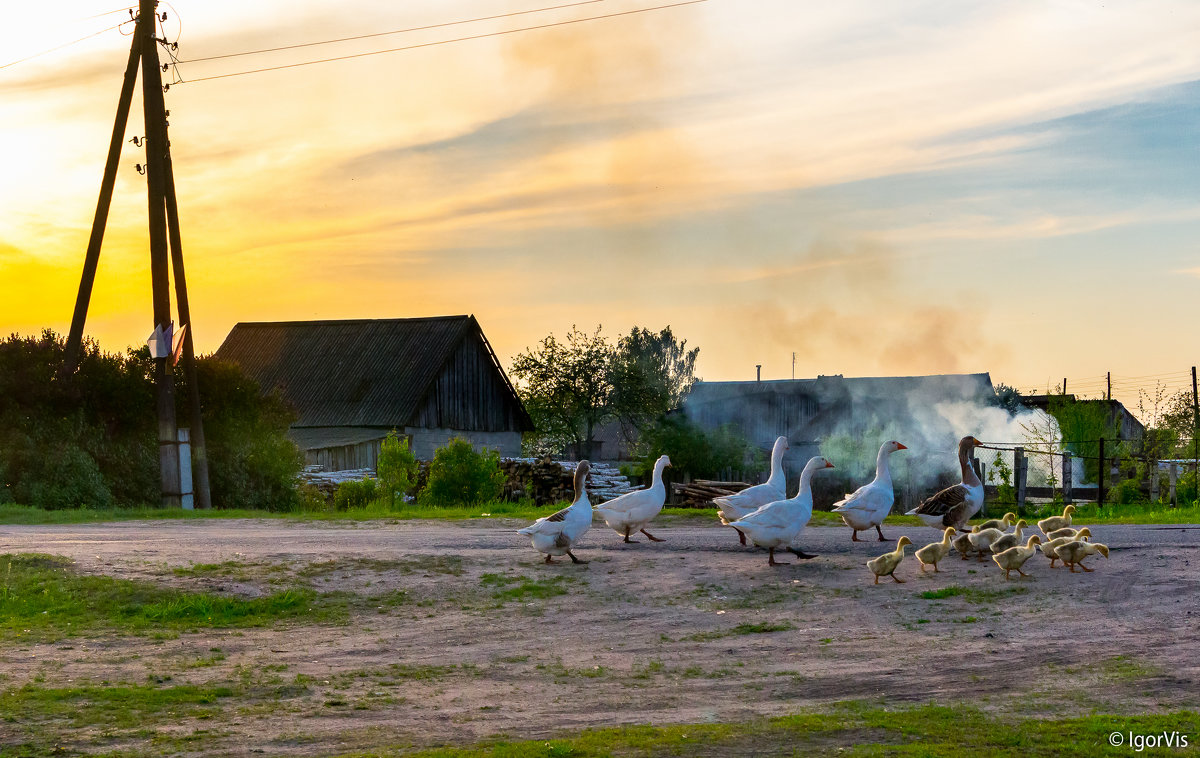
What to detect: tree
<box><xmin>610</xmin><ymin>326</ymin><xmax>699</xmax><ymax>443</ymax></box>
<box><xmin>510</xmin><ymin>326</ymin><xmax>616</xmax><ymax>459</ymax></box>
<box><xmin>992</xmin><ymin>383</ymin><xmax>1024</xmax><ymax>415</ymax></box>
<box><xmin>510</xmin><ymin>324</ymin><xmax>701</xmax><ymax>459</ymax></box>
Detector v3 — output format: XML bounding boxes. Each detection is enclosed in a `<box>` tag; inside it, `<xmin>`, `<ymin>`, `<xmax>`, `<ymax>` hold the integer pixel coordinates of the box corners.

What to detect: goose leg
<box><xmin>1067</xmin><ymin>562</ymin><xmax>1077</xmax><ymax>573</ymax></box>
<box><xmin>919</xmin><ymin>562</ymin><xmax>926</xmax><ymax>573</ymax></box>
<box><xmin>544</xmin><ymin>554</ymin><xmax>554</xmax><ymax>564</ymax></box>
<box><xmin>788</xmin><ymin>548</ymin><xmax>818</xmax><ymax>560</ymax></box>
<box><xmin>890</xmin><ymin>573</ymin><xmax>905</xmax><ymax>584</ymax></box>
<box><xmin>623</xmin><ymin>527</ymin><xmax>638</xmax><ymax>544</ymax></box>
<box><xmin>1079</xmin><ymin>560</ymin><xmax>1094</xmax><ymax>572</ymax></box>
<box><xmin>875</xmin><ymin>524</ymin><xmax>887</xmax><ymax>542</ymax></box>
<box><xmin>933</xmin><ymin>561</ymin><xmax>939</xmax><ymax>573</ymax></box>
<box><xmin>567</xmin><ymin>551</ymin><xmax>588</xmax><ymax>565</ymax></box>
<box><xmin>851</xmin><ymin>530</ymin><xmax>861</xmax><ymax>542</ymax></box>
<box><xmin>733</xmin><ymin>528</ymin><xmax>747</xmax><ymax>546</ymax></box>
<box><xmin>1018</xmin><ymin>568</ymin><xmax>1029</xmax><ymax>577</ymax></box>
<box><xmin>1003</xmin><ymin>569</ymin><xmax>1011</xmax><ymax>580</ymax></box>
<box><xmin>768</xmin><ymin>548</ymin><xmax>788</xmax><ymax>566</ymax></box>
<box><xmin>641</xmin><ymin>529</ymin><xmax>665</xmax><ymax>542</ymax></box>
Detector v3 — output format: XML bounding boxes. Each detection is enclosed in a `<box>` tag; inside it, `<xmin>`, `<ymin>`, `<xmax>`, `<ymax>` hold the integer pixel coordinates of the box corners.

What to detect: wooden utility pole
<box><xmin>162</xmin><ymin>125</ymin><xmax>212</xmax><ymax>510</ymax></box>
<box><xmin>61</xmin><ymin>0</ymin><xmax>212</xmax><ymax>508</ymax></box>
<box><xmin>139</xmin><ymin>0</ymin><xmax>181</xmax><ymax>507</ymax></box>
<box><xmin>1106</xmin><ymin>372</ymin><xmax>1111</xmax><ymax>401</ymax></box>
<box><xmin>1192</xmin><ymin>365</ymin><xmax>1198</xmax><ymax>485</ymax></box>
<box><xmin>61</xmin><ymin>28</ymin><xmax>143</xmax><ymax>377</ymax></box>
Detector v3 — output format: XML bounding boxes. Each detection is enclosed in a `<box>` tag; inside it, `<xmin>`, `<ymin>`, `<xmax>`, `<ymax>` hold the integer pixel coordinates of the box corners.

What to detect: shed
<box><xmin>214</xmin><ymin>316</ymin><xmax>533</xmax><ymax>468</ymax></box>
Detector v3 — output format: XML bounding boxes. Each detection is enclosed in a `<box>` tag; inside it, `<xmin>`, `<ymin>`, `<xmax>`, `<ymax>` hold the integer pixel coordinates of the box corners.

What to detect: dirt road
<box><xmin>1</xmin><ymin>519</ymin><xmax>1197</xmax><ymax>755</ymax></box>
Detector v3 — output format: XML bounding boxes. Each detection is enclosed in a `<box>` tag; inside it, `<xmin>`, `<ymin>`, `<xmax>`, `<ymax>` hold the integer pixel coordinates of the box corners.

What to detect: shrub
<box><xmin>421</xmin><ymin>438</ymin><xmax>505</xmax><ymax>506</ymax></box>
<box><xmin>377</xmin><ymin>432</ymin><xmax>418</xmax><ymax>507</ymax></box>
<box><xmin>1110</xmin><ymin>478</ymin><xmax>1145</xmax><ymax>505</ymax></box>
<box><xmin>636</xmin><ymin>415</ymin><xmax>761</xmax><ymax>480</ymax></box>
<box><xmin>294</xmin><ymin>483</ymin><xmax>331</xmax><ymax>513</ymax></box>
<box><xmin>333</xmin><ymin>478</ymin><xmax>378</xmax><ymax>510</ymax></box>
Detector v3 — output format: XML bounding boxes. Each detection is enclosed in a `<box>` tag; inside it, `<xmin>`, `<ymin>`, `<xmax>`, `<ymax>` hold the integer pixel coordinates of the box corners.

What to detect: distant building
<box><xmin>214</xmin><ymin>316</ymin><xmax>533</xmax><ymax>470</ymax></box>
<box><xmin>1019</xmin><ymin>395</ymin><xmax>1146</xmax><ymax>441</ymax></box>
<box><xmin>683</xmin><ymin>373</ymin><xmax>997</xmax><ymax>474</ymax></box>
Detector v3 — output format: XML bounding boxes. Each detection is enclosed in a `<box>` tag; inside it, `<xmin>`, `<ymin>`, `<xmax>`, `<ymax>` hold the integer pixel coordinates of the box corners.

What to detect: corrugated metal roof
<box><xmin>214</xmin><ymin>316</ymin><xmax>503</xmax><ymax>427</ymax></box>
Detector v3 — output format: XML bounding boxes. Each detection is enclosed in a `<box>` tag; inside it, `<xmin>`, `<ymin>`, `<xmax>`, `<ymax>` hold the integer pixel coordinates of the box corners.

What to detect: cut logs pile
<box><xmin>500</xmin><ymin>457</ymin><xmax>638</xmax><ymax>505</ymax></box>
<box><xmin>672</xmin><ymin>480</ymin><xmax>752</xmax><ymax>508</ymax></box>
<box><xmin>298</xmin><ymin>465</ymin><xmax>375</xmax><ymax>499</ymax></box>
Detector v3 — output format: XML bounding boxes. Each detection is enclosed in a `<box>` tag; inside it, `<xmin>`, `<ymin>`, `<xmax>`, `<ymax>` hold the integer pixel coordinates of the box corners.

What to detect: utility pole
<box><xmin>1062</xmin><ymin>378</ymin><xmax>1067</xmax><ymax>395</ymax></box>
<box><xmin>61</xmin><ymin>26</ymin><xmax>142</xmax><ymax>377</ymax></box>
<box><xmin>1106</xmin><ymin>372</ymin><xmax>1111</xmax><ymax>401</ymax></box>
<box><xmin>1192</xmin><ymin>365</ymin><xmax>1198</xmax><ymax>485</ymax></box>
<box><xmin>61</xmin><ymin>0</ymin><xmax>211</xmax><ymax>509</ymax></box>
<box><xmin>139</xmin><ymin>0</ymin><xmax>181</xmax><ymax>507</ymax></box>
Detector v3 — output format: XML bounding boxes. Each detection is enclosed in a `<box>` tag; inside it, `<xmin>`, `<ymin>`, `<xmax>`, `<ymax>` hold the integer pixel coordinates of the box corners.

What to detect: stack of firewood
<box><xmin>499</xmin><ymin>457</ymin><xmax>638</xmax><ymax>505</ymax></box>
<box><xmin>672</xmin><ymin>480</ymin><xmax>751</xmax><ymax>508</ymax></box>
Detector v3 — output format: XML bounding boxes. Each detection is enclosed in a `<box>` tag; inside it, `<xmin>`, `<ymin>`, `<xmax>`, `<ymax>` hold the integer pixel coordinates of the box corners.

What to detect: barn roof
<box><xmin>213</xmin><ymin>316</ymin><xmax>530</xmax><ymax>429</ymax></box>
<box><xmin>686</xmin><ymin>373</ymin><xmax>995</xmax><ymax>406</ymax></box>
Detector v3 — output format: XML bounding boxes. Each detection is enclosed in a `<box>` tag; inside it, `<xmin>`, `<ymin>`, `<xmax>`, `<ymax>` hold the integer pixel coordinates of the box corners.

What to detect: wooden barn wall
<box><xmin>688</xmin><ymin>391</ymin><xmax>823</xmax><ymax>448</ymax></box>
<box><xmin>305</xmin><ymin>440</ymin><xmax>382</xmax><ymax>472</ymax></box>
<box><xmin>409</xmin><ymin>334</ymin><xmax>524</xmax><ymax>432</ymax></box>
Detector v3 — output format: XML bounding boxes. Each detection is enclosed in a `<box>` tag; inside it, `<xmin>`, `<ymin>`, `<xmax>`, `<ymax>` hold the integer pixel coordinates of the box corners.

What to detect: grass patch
<box><xmin>684</xmin><ymin>621</ymin><xmax>795</xmax><ymax>642</ymax></box>
<box><xmin>0</xmin><ymin>553</ymin><xmax>352</xmax><ymax>640</ymax></box>
<box><xmin>0</xmin><ymin>681</ymin><xmax>234</xmax><ymax>729</ymax></box>
<box><xmin>479</xmin><ymin>573</ymin><xmax>574</xmax><ymax>602</ymax></box>
<box><xmin>918</xmin><ymin>585</ymin><xmax>1028</xmax><ymax>604</ymax></box>
<box><xmin>333</xmin><ymin>702</ymin><xmax>1199</xmax><ymax>757</ymax></box>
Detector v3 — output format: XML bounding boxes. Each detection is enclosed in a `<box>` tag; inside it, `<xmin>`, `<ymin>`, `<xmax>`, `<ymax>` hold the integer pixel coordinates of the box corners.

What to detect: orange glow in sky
<box><xmin>2</xmin><ymin>1</ymin><xmax>1199</xmax><ymax>408</ymax></box>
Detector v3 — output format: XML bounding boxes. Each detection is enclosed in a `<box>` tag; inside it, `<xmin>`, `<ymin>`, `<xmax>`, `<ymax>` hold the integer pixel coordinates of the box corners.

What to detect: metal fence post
<box><xmin>1062</xmin><ymin>451</ymin><xmax>1073</xmax><ymax>504</ymax></box>
<box><xmin>1098</xmin><ymin>437</ymin><xmax>1106</xmax><ymax>507</ymax></box>
<box><xmin>1014</xmin><ymin>446</ymin><xmax>1027</xmax><ymax>514</ymax></box>
<box><xmin>1169</xmin><ymin>463</ymin><xmax>1178</xmax><ymax>509</ymax></box>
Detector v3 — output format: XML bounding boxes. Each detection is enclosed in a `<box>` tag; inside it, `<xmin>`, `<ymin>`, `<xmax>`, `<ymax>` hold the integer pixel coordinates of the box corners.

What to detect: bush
<box><xmin>333</xmin><ymin>478</ymin><xmax>378</xmax><ymax>510</ymax></box>
<box><xmin>1110</xmin><ymin>478</ymin><xmax>1146</xmax><ymax>505</ymax></box>
<box><xmin>0</xmin><ymin>331</ymin><xmax>302</xmax><ymax>511</ymax></box>
<box><xmin>636</xmin><ymin>415</ymin><xmax>761</xmax><ymax>480</ymax></box>
<box><xmin>377</xmin><ymin>432</ymin><xmax>418</xmax><ymax>507</ymax></box>
<box><xmin>294</xmin><ymin>483</ymin><xmax>331</xmax><ymax>513</ymax></box>
<box><xmin>421</xmin><ymin>438</ymin><xmax>505</xmax><ymax>506</ymax></box>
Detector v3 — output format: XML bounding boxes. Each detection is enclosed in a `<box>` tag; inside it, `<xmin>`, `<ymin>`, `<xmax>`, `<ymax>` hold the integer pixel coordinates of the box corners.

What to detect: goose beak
<box><xmin>896</xmin><ymin>443</ymin><xmax>908</xmax><ymax>450</ymax></box>
<box><xmin>825</xmin><ymin>461</ymin><xmax>835</xmax><ymax>468</ymax></box>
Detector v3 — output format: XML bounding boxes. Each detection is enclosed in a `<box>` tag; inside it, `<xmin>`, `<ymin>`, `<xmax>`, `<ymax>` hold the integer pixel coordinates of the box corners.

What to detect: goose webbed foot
<box><xmin>788</xmin><ymin>548</ymin><xmax>818</xmax><ymax>560</ymax></box>
<box><xmin>567</xmin><ymin>551</ymin><xmax>588</xmax><ymax>565</ymax></box>
<box><xmin>641</xmin><ymin>529</ymin><xmax>665</xmax><ymax>542</ymax></box>
<box><xmin>875</xmin><ymin>525</ymin><xmax>888</xmax><ymax>541</ymax></box>
<box><xmin>767</xmin><ymin>548</ymin><xmax>789</xmax><ymax>566</ymax></box>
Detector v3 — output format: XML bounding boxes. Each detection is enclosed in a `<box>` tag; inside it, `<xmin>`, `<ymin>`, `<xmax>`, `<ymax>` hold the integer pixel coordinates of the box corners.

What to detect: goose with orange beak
<box><xmin>728</xmin><ymin>456</ymin><xmax>834</xmax><ymax>566</ymax></box>
<box><xmin>906</xmin><ymin>436</ymin><xmax>984</xmax><ymax>532</ymax></box>
<box><xmin>832</xmin><ymin>440</ymin><xmax>907</xmax><ymax>542</ymax></box>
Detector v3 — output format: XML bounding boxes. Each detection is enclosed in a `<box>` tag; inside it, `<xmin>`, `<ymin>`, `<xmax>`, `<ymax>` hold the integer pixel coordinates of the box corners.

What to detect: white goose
<box><xmin>517</xmin><ymin>461</ymin><xmax>593</xmax><ymax>564</ymax></box>
<box><xmin>832</xmin><ymin>440</ymin><xmax>907</xmax><ymax>542</ymax></box>
<box><xmin>728</xmin><ymin>456</ymin><xmax>834</xmax><ymax>566</ymax></box>
<box><xmin>714</xmin><ymin>436</ymin><xmax>788</xmax><ymax>545</ymax></box>
<box><xmin>593</xmin><ymin>455</ymin><xmax>671</xmax><ymax>543</ymax></box>
<box><xmin>906</xmin><ymin>436</ymin><xmax>984</xmax><ymax>531</ymax></box>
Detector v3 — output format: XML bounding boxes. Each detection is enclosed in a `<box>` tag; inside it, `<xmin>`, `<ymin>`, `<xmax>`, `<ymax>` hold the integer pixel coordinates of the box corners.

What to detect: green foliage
<box><xmin>0</xmin><ymin>331</ymin><xmax>302</xmax><ymax>511</ymax></box>
<box><xmin>332</xmin><ymin>477</ymin><xmax>378</xmax><ymax>510</ymax></box>
<box><xmin>987</xmin><ymin>451</ymin><xmax>1015</xmax><ymax>504</ymax></box>
<box><xmin>511</xmin><ymin>324</ymin><xmax>699</xmax><ymax>458</ymax></box>
<box><xmin>637</xmin><ymin>415</ymin><xmax>760</xmax><ymax>479</ymax></box>
<box><xmin>184</xmin><ymin>357</ymin><xmax>302</xmax><ymax>511</ymax></box>
<box><xmin>992</xmin><ymin>382</ymin><xmax>1025</xmax><ymax>414</ymax></box>
<box><xmin>376</xmin><ymin>431</ymin><xmax>418</xmax><ymax>507</ymax></box>
<box><xmin>1044</xmin><ymin>396</ymin><xmax>1122</xmax><ymax>483</ymax></box>
<box><xmin>422</xmin><ymin>437</ymin><xmax>506</xmax><ymax>506</ymax></box>
<box><xmin>1110</xmin><ymin>477</ymin><xmax>1146</xmax><ymax>505</ymax></box>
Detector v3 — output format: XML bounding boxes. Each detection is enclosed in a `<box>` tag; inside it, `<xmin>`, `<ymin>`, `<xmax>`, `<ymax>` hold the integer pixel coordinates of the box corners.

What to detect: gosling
<box><xmin>992</xmin><ymin>535</ymin><xmax>1042</xmax><ymax>580</ymax></box>
<box><xmin>915</xmin><ymin>528</ymin><xmax>956</xmax><ymax>573</ymax></box>
<box><xmin>867</xmin><ymin>536</ymin><xmax>912</xmax><ymax>585</ymax></box>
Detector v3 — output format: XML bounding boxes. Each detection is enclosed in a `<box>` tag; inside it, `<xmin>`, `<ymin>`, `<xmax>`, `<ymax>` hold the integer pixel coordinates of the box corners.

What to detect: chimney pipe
<box><xmin>756</xmin><ymin>364</ymin><xmax>762</xmax><ymax>382</ymax></box>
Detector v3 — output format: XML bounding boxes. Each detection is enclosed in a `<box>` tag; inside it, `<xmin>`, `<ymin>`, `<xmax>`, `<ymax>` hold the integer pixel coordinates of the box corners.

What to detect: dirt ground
<box><xmin>1</xmin><ymin>517</ymin><xmax>1198</xmax><ymax>755</ymax></box>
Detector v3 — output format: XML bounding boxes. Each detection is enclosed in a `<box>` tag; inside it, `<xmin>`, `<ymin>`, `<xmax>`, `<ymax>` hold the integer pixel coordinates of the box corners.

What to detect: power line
<box><xmin>81</xmin><ymin>5</ymin><xmax>135</xmax><ymax>20</ymax></box>
<box><xmin>178</xmin><ymin>0</ymin><xmax>607</xmax><ymax>64</ymax></box>
<box><xmin>178</xmin><ymin>0</ymin><xmax>708</xmax><ymax>84</ymax></box>
<box><xmin>0</xmin><ymin>19</ymin><xmax>131</xmax><ymax>70</ymax></box>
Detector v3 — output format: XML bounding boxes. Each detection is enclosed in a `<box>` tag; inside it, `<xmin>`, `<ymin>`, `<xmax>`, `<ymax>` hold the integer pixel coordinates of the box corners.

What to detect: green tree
<box><xmin>377</xmin><ymin>431</ymin><xmax>418</xmax><ymax>507</ymax></box>
<box><xmin>510</xmin><ymin>324</ymin><xmax>700</xmax><ymax>459</ymax></box>
<box><xmin>610</xmin><ymin>325</ymin><xmax>699</xmax><ymax>443</ymax></box>
<box><xmin>421</xmin><ymin>438</ymin><xmax>505</xmax><ymax>506</ymax></box>
<box><xmin>636</xmin><ymin>415</ymin><xmax>759</xmax><ymax>480</ymax></box>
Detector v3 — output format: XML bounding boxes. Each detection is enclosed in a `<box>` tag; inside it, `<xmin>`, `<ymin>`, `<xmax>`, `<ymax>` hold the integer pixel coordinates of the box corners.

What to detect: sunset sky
<box><xmin>2</xmin><ymin>0</ymin><xmax>1198</xmax><ymax>410</ymax></box>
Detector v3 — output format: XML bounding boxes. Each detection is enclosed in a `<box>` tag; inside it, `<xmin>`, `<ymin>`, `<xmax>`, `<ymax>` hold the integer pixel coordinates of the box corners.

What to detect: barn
<box><xmin>213</xmin><ymin>316</ymin><xmax>534</xmax><ymax>470</ymax></box>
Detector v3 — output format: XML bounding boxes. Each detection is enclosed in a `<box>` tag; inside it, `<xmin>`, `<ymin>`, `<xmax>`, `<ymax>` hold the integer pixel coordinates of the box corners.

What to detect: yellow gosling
<box><xmin>972</xmin><ymin>512</ymin><xmax>1018</xmax><ymax>532</ymax></box>
<box><xmin>1057</xmin><ymin>541</ymin><xmax>1109</xmax><ymax>573</ymax></box>
<box><xmin>967</xmin><ymin>527</ymin><xmax>1005</xmax><ymax>561</ymax></box>
<box><xmin>952</xmin><ymin>531</ymin><xmax>975</xmax><ymax>561</ymax></box>
<box><xmin>1037</xmin><ymin>505</ymin><xmax>1076</xmax><ymax>535</ymax></box>
<box><xmin>867</xmin><ymin>536</ymin><xmax>912</xmax><ymax>585</ymax></box>
<box><xmin>1046</xmin><ymin>526</ymin><xmax>1090</xmax><ymax>542</ymax></box>
<box><xmin>989</xmin><ymin>519</ymin><xmax>1029</xmax><ymax>554</ymax></box>
<box><xmin>992</xmin><ymin>535</ymin><xmax>1042</xmax><ymax>580</ymax></box>
<box><xmin>1039</xmin><ymin>536</ymin><xmax>1077</xmax><ymax>568</ymax></box>
<box><xmin>915</xmin><ymin>528</ymin><xmax>956</xmax><ymax>573</ymax></box>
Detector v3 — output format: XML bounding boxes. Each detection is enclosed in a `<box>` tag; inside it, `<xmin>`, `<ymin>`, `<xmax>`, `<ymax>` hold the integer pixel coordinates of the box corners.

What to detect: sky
<box><xmin>2</xmin><ymin>0</ymin><xmax>1198</xmax><ymax>414</ymax></box>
